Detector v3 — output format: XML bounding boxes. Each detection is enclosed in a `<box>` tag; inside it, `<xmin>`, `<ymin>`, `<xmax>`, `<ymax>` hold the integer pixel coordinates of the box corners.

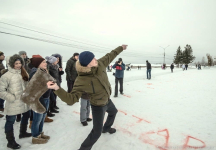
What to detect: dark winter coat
<box><xmin>185</xmin><ymin>64</ymin><xmax>188</xmax><ymax>68</ymax></box>
<box><xmin>52</xmin><ymin>54</ymin><xmax>64</xmax><ymax>83</ymax></box>
<box><xmin>23</xmin><ymin>57</ymin><xmax>31</xmax><ymax>74</ymax></box>
<box><xmin>112</xmin><ymin>62</ymin><xmax>125</xmax><ymax>78</ymax></box>
<box><xmin>147</xmin><ymin>62</ymin><xmax>151</xmax><ymax>70</ymax></box>
<box><xmin>55</xmin><ymin>46</ymin><xmax>123</xmax><ymax>106</ymax></box>
<box><xmin>170</xmin><ymin>64</ymin><xmax>174</xmax><ymax>69</ymax></box>
<box><xmin>65</xmin><ymin>57</ymin><xmax>77</xmax><ymax>82</ymax></box>
<box><xmin>47</xmin><ymin>62</ymin><xmax>61</xmax><ymax>86</ymax></box>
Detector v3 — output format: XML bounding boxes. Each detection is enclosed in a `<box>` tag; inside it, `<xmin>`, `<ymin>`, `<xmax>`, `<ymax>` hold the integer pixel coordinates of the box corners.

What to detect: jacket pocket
<box><xmin>91</xmin><ymin>81</ymin><xmax>95</xmax><ymax>94</ymax></box>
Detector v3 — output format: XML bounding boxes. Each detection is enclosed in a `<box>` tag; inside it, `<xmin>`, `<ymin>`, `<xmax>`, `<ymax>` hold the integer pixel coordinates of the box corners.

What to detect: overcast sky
<box><xmin>0</xmin><ymin>0</ymin><xmax>216</xmax><ymax>64</ymax></box>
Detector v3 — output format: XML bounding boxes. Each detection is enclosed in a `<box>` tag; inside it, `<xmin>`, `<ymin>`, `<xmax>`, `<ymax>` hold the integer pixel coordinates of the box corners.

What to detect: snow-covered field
<box><xmin>0</xmin><ymin>66</ymin><xmax>216</xmax><ymax>150</ymax></box>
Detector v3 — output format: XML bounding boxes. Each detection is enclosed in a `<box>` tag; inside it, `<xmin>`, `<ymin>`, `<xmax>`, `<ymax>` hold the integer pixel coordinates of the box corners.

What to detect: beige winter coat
<box><xmin>0</xmin><ymin>60</ymin><xmax>30</xmax><ymax>115</ymax></box>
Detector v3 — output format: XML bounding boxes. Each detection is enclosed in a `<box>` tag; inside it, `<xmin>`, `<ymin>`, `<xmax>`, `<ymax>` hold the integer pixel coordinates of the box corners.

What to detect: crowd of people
<box><xmin>0</xmin><ymin>45</ymin><xmax>128</xmax><ymax>150</ymax></box>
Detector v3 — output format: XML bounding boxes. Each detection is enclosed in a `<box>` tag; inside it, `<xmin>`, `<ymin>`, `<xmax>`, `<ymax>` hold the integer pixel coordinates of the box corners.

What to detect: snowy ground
<box><xmin>0</xmin><ymin>66</ymin><xmax>216</xmax><ymax>150</ymax></box>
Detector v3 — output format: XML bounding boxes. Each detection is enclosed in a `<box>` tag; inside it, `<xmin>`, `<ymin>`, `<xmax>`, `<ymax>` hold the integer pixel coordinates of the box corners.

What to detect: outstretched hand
<box><xmin>47</xmin><ymin>81</ymin><xmax>59</xmax><ymax>91</ymax></box>
<box><xmin>122</xmin><ymin>45</ymin><xmax>128</xmax><ymax>50</ymax></box>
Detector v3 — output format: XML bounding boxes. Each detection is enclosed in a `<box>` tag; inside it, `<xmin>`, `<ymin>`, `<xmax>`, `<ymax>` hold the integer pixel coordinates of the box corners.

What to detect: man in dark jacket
<box><xmin>47</xmin><ymin>45</ymin><xmax>128</xmax><ymax>150</ymax></box>
<box><xmin>112</xmin><ymin>58</ymin><xmax>125</xmax><ymax>97</ymax></box>
<box><xmin>0</xmin><ymin>51</ymin><xmax>5</xmax><ymax>117</ymax></box>
<box><xmin>185</xmin><ymin>64</ymin><xmax>188</xmax><ymax>70</ymax></box>
<box><xmin>170</xmin><ymin>63</ymin><xmax>174</xmax><ymax>73</ymax></box>
<box><xmin>146</xmin><ymin>60</ymin><xmax>151</xmax><ymax>79</ymax></box>
<box><xmin>65</xmin><ymin>53</ymin><xmax>79</xmax><ymax>93</ymax></box>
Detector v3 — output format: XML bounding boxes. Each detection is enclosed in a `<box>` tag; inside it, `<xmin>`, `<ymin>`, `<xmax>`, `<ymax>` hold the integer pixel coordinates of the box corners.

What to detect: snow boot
<box><xmin>87</xmin><ymin>118</ymin><xmax>92</xmax><ymax>122</ymax></box>
<box><xmin>81</xmin><ymin>121</ymin><xmax>88</xmax><ymax>126</ymax></box>
<box><xmin>16</xmin><ymin>114</ymin><xmax>21</xmax><ymax>122</ymax></box>
<box><xmin>114</xmin><ymin>95</ymin><xmax>118</xmax><ymax>97</ymax></box>
<box><xmin>120</xmin><ymin>92</ymin><xmax>124</xmax><ymax>95</ymax></box>
<box><xmin>6</xmin><ymin>131</ymin><xmax>21</xmax><ymax>149</ymax></box>
<box><xmin>44</xmin><ymin>116</ymin><xmax>53</xmax><ymax>122</ymax></box>
<box><xmin>19</xmin><ymin>124</ymin><xmax>32</xmax><ymax>139</ymax></box>
<box><xmin>102</xmin><ymin>128</ymin><xmax>116</xmax><ymax>134</ymax></box>
<box><xmin>32</xmin><ymin>134</ymin><xmax>48</xmax><ymax>144</ymax></box>
<box><xmin>50</xmin><ymin>108</ymin><xmax>59</xmax><ymax>113</ymax></box>
<box><xmin>47</xmin><ymin>111</ymin><xmax>55</xmax><ymax>117</ymax></box>
<box><xmin>41</xmin><ymin>132</ymin><xmax>50</xmax><ymax>140</ymax></box>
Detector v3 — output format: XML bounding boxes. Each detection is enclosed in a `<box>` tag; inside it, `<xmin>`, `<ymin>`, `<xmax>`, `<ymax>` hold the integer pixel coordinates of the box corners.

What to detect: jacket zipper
<box><xmin>91</xmin><ymin>81</ymin><xmax>95</xmax><ymax>94</ymax></box>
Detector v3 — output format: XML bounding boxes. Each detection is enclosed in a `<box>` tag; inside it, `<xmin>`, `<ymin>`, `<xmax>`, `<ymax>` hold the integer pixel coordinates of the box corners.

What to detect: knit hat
<box><xmin>73</xmin><ymin>53</ymin><xmax>79</xmax><ymax>57</ymax></box>
<box><xmin>0</xmin><ymin>51</ymin><xmax>4</xmax><ymax>56</ymax></box>
<box><xmin>45</xmin><ymin>56</ymin><xmax>58</xmax><ymax>64</ymax></box>
<box><xmin>119</xmin><ymin>58</ymin><xmax>122</xmax><ymax>61</ymax></box>
<box><xmin>30</xmin><ymin>55</ymin><xmax>45</xmax><ymax>68</ymax></box>
<box><xmin>19</xmin><ymin>51</ymin><xmax>26</xmax><ymax>55</ymax></box>
<box><xmin>79</xmin><ymin>51</ymin><xmax>95</xmax><ymax>67</ymax></box>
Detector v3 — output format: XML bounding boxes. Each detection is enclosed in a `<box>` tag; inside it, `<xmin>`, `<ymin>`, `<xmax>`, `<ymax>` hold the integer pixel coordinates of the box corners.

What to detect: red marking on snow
<box><xmin>147</xmin><ymin>87</ymin><xmax>154</xmax><ymax>89</ymax></box>
<box><xmin>132</xmin><ymin>115</ymin><xmax>151</xmax><ymax>123</ymax></box>
<box><xmin>182</xmin><ymin>136</ymin><xmax>206</xmax><ymax>150</ymax></box>
<box><xmin>123</xmin><ymin>94</ymin><xmax>131</xmax><ymax>98</ymax></box>
<box><xmin>118</xmin><ymin>110</ymin><xmax>127</xmax><ymax>115</ymax></box>
<box><xmin>139</xmin><ymin>129</ymin><xmax>169</xmax><ymax>150</ymax></box>
<box><xmin>136</xmin><ymin>90</ymin><xmax>142</xmax><ymax>92</ymax></box>
<box><xmin>147</xmin><ymin>83</ymin><xmax>153</xmax><ymax>85</ymax></box>
<box><xmin>118</xmin><ymin>127</ymin><xmax>134</xmax><ymax>136</ymax></box>
<box><xmin>73</xmin><ymin>111</ymin><xmax>80</xmax><ymax>115</ymax></box>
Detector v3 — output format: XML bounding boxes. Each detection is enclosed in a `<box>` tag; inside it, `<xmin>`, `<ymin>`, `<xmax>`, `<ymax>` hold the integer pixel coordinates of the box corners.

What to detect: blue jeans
<box><xmin>0</xmin><ymin>98</ymin><xmax>5</xmax><ymax>109</ymax></box>
<box><xmin>31</xmin><ymin>98</ymin><xmax>49</xmax><ymax>137</ymax></box>
<box><xmin>147</xmin><ymin>69</ymin><xmax>151</xmax><ymax>79</ymax></box>
<box><xmin>5</xmin><ymin>110</ymin><xmax>31</xmax><ymax>133</ymax></box>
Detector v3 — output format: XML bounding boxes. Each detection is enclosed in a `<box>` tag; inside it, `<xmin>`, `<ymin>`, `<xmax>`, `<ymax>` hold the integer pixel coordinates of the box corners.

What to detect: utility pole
<box><xmin>159</xmin><ymin>45</ymin><xmax>170</xmax><ymax>64</ymax></box>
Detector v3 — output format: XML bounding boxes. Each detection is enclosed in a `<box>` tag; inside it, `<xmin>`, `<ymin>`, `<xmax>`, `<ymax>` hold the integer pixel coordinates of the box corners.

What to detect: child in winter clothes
<box><xmin>0</xmin><ymin>54</ymin><xmax>31</xmax><ymax>149</ymax></box>
<box><xmin>29</xmin><ymin>55</ymin><xmax>51</xmax><ymax>144</ymax></box>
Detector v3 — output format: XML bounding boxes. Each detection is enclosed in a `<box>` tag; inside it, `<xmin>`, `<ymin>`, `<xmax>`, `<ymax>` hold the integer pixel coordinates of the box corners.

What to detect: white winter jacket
<box><xmin>0</xmin><ymin>66</ymin><xmax>30</xmax><ymax>115</ymax></box>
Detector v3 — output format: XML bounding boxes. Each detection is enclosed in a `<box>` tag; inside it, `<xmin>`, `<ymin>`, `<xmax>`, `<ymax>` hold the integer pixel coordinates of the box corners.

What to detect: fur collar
<box><xmin>76</xmin><ymin>60</ymin><xmax>91</xmax><ymax>73</ymax></box>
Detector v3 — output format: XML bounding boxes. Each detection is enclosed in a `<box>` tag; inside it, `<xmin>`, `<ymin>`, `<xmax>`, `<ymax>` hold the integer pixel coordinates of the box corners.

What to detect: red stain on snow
<box><xmin>118</xmin><ymin>110</ymin><xmax>127</xmax><ymax>115</ymax></box>
<box><xmin>139</xmin><ymin>129</ymin><xmax>169</xmax><ymax>150</ymax></box>
<box><xmin>73</xmin><ymin>111</ymin><xmax>80</xmax><ymax>115</ymax></box>
<box><xmin>182</xmin><ymin>136</ymin><xmax>206</xmax><ymax>150</ymax></box>
<box><xmin>132</xmin><ymin>115</ymin><xmax>151</xmax><ymax>124</ymax></box>
<box><xmin>147</xmin><ymin>83</ymin><xmax>153</xmax><ymax>85</ymax></box>
<box><xmin>123</xmin><ymin>94</ymin><xmax>131</xmax><ymax>98</ymax></box>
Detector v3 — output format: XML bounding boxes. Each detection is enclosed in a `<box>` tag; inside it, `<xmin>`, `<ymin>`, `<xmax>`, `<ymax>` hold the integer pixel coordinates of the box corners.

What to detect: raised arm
<box><xmin>98</xmin><ymin>45</ymin><xmax>127</xmax><ymax>67</ymax></box>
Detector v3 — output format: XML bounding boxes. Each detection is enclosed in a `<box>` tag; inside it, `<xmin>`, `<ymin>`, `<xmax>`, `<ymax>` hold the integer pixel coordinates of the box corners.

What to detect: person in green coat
<box><xmin>47</xmin><ymin>45</ymin><xmax>128</xmax><ymax>150</ymax></box>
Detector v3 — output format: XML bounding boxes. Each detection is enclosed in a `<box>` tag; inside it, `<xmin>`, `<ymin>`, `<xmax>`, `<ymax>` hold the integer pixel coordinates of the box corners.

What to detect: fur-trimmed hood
<box><xmin>76</xmin><ymin>60</ymin><xmax>91</xmax><ymax>74</ymax></box>
<box><xmin>8</xmin><ymin>54</ymin><xmax>24</xmax><ymax>68</ymax></box>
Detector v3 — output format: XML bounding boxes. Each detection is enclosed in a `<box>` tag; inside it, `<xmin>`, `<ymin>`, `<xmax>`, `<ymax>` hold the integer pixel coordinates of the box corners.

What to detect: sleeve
<box><xmin>0</xmin><ymin>76</ymin><xmax>16</xmax><ymax>102</ymax></box>
<box><xmin>65</xmin><ymin>60</ymin><xmax>73</xmax><ymax>80</ymax></box>
<box><xmin>112</xmin><ymin>63</ymin><xmax>117</xmax><ymax>69</ymax></box>
<box><xmin>121</xmin><ymin>63</ymin><xmax>126</xmax><ymax>70</ymax></box>
<box><xmin>54</xmin><ymin>86</ymin><xmax>82</xmax><ymax>106</ymax></box>
<box><xmin>98</xmin><ymin>46</ymin><xmax>123</xmax><ymax>67</ymax></box>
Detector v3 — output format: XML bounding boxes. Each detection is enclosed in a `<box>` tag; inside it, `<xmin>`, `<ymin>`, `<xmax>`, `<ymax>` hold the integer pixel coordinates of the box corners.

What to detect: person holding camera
<box><xmin>112</xmin><ymin>58</ymin><xmax>125</xmax><ymax>97</ymax></box>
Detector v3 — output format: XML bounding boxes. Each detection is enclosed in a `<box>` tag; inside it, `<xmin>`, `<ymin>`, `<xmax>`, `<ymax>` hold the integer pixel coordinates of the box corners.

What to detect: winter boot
<box><xmin>120</xmin><ymin>92</ymin><xmax>124</xmax><ymax>95</ymax></box>
<box><xmin>114</xmin><ymin>95</ymin><xmax>118</xmax><ymax>97</ymax></box>
<box><xmin>29</xmin><ymin>121</ymin><xmax>32</xmax><ymax>129</ymax></box>
<box><xmin>16</xmin><ymin>114</ymin><xmax>21</xmax><ymax>122</ymax></box>
<box><xmin>87</xmin><ymin>118</ymin><xmax>92</xmax><ymax>122</ymax></box>
<box><xmin>41</xmin><ymin>132</ymin><xmax>50</xmax><ymax>140</ymax></box>
<box><xmin>47</xmin><ymin>111</ymin><xmax>55</xmax><ymax>117</ymax></box>
<box><xmin>44</xmin><ymin>116</ymin><xmax>53</xmax><ymax>122</ymax></box>
<box><xmin>0</xmin><ymin>114</ymin><xmax>4</xmax><ymax>118</ymax></box>
<box><xmin>102</xmin><ymin>128</ymin><xmax>116</xmax><ymax>134</ymax></box>
<box><xmin>19</xmin><ymin>124</ymin><xmax>32</xmax><ymax>139</ymax></box>
<box><xmin>54</xmin><ymin>101</ymin><xmax>59</xmax><ymax>109</ymax></box>
<box><xmin>50</xmin><ymin>108</ymin><xmax>59</xmax><ymax>113</ymax></box>
<box><xmin>32</xmin><ymin>134</ymin><xmax>48</xmax><ymax>144</ymax></box>
<box><xmin>81</xmin><ymin>121</ymin><xmax>88</xmax><ymax>126</ymax></box>
<box><xmin>6</xmin><ymin>131</ymin><xmax>21</xmax><ymax>149</ymax></box>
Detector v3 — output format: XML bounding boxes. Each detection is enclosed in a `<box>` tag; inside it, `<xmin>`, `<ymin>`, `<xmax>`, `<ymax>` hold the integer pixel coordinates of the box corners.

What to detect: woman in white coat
<box><xmin>0</xmin><ymin>54</ymin><xmax>31</xmax><ymax>149</ymax></box>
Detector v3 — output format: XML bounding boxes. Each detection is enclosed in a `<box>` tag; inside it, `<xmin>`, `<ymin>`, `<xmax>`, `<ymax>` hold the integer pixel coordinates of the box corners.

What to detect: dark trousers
<box><xmin>115</xmin><ymin>77</ymin><xmax>123</xmax><ymax>95</ymax></box>
<box><xmin>0</xmin><ymin>98</ymin><xmax>5</xmax><ymax>109</ymax></box>
<box><xmin>67</xmin><ymin>80</ymin><xmax>74</xmax><ymax>93</ymax></box>
<box><xmin>171</xmin><ymin>69</ymin><xmax>173</xmax><ymax>73</ymax></box>
<box><xmin>5</xmin><ymin>110</ymin><xmax>31</xmax><ymax>133</ymax></box>
<box><xmin>79</xmin><ymin>100</ymin><xmax>118</xmax><ymax>150</ymax></box>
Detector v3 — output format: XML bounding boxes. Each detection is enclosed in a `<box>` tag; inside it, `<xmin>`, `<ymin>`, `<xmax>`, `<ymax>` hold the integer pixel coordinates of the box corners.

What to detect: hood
<box><xmin>76</xmin><ymin>60</ymin><xmax>92</xmax><ymax>75</ymax></box>
<box><xmin>52</xmin><ymin>53</ymin><xmax>62</xmax><ymax>68</ymax></box>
